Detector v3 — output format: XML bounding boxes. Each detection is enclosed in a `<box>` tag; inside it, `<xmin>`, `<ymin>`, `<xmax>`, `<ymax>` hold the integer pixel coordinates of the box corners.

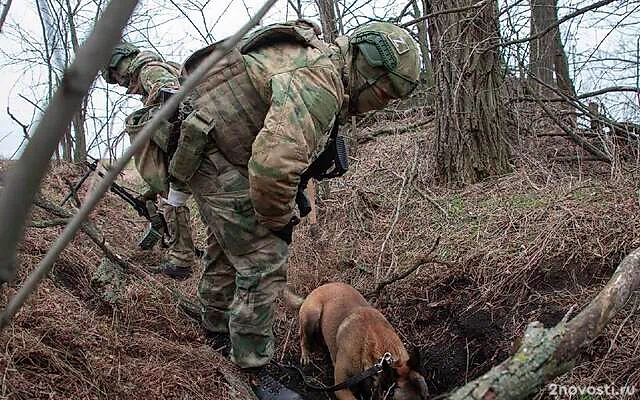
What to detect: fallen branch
<box><xmin>552</xmin><ymin>156</ymin><xmax>606</xmax><ymax>162</ymax></box>
<box><xmin>28</xmin><ymin>218</ymin><xmax>70</xmax><ymax>228</ymax></box>
<box><xmin>32</xmin><ymin>197</ymin><xmax>144</xmax><ymax>278</ymax></box>
<box><xmin>415</xmin><ymin>184</ymin><xmax>448</xmax><ymax>217</ymax></box>
<box><xmin>443</xmin><ymin>246</ymin><xmax>640</xmax><ymax>399</ymax></box>
<box><xmin>367</xmin><ymin>237</ymin><xmax>442</xmax><ymax>298</ymax></box>
<box><xmin>524</xmin><ymin>79</ymin><xmax>612</xmax><ymax>162</ymax></box>
<box><xmin>358</xmin><ymin>119</ymin><xmax>434</xmax><ymax>144</ymax></box>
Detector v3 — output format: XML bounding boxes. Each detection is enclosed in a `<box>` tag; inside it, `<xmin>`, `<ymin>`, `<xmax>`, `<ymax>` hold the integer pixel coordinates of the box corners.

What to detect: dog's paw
<box><xmin>300</xmin><ymin>351</ymin><xmax>311</xmax><ymax>366</ymax></box>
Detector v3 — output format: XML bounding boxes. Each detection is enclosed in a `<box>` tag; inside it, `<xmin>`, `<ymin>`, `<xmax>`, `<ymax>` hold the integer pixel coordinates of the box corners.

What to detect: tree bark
<box><xmin>445</xmin><ymin>247</ymin><xmax>640</xmax><ymax>399</ymax></box>
<box><xmin>0</xmin><ymin>0</ymin><xmax>12</xmax><ymax>32</ymax></box>
<box><xmin>66</xmin><ymin>0</ymin><xmax>87</xmax><ymax>162</ymax></box>
<box><xmin>429</xmin><ymin>0</ymin><xmax>511</xmax><ymax>184</ymax></box>
<box><xmin>529</xmin><ymin>0</ymin><xmax>555</xmax><ymax>88</ymax></box>
<box><xmin>415</xmin><ymin>0</ymin><xmax>435</xmax><ymax>92</ymax></box>
<box><xmin>551</xmin><ymin>0</ymin><xmax>575</xmax><ymax>97</ymax></box>
<box><xmin>316</xmin><ymin>0</ymin><xmax>338</xmax><ymax>42</ymax></box>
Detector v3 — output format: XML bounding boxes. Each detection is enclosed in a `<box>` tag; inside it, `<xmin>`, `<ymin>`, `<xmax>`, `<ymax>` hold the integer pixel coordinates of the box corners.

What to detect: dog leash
<box><xmin>276</xmin><ymin>352</ymin><xmax>393</xmax><ymax>392</ymax></box>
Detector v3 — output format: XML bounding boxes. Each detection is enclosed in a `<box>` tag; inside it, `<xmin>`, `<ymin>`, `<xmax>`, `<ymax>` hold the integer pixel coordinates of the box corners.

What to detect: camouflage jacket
<box><xmin>243</xmin><ymin>39</ymin><xmax>344</xmax><ymax>230</ymax></box>
<box><xmin>126</xmin><ymin>51</ymin><xmax>180</xmax><ymax>106</ymax></box>
<box><xmin>124</xmin><ymin>51</ymin><xmax>181</xmax><ymax>195</ymax></box>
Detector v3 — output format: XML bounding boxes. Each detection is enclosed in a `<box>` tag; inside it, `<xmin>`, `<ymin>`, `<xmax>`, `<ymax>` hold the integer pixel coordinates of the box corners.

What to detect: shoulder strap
<box><xmin>240</xmin><ymin>19</ymin><xmax>330</xmax><ymax>55</ymax></box>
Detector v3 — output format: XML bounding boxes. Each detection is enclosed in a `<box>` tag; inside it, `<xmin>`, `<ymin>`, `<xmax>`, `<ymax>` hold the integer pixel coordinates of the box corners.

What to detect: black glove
<box><xmin>270</xmin><ymin>216</ymin><xmax>300</xmax><ymax>245</ymax></box>
<box><xmin>137</xmin><ymin>189</ymin><xmax>157</xmax><ymax>203</ymax></box>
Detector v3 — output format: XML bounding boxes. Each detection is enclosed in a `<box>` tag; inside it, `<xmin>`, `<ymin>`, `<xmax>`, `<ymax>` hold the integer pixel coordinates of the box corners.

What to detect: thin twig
<box><xmin>366</xmin><ymin>237</ymin><xmax>442</xmax><ymax>298</ymax></box>
<box><xmin>358</xmin><ymin>118</ymin><xmax>434</xmax><ymax>144</ymax></box>
<box><xmin>401</xmin><ymin>0</ymin><xmax>488</xmax><ymax>27</ymax></box>
<box><xmin>414</xmin><ymin>185</ymin><xmax>448</xmax><ymax>217</ymax></box>
<box><xmin>524</xmin><ymin>79</ymin><xmax>612</xmax><ymax>162</ymax></box>
<box><xmin>498</xmin><ymin>0</ymin><xmax>617</xmax><ymax>49</ymax></box>
<box><xmin>375</xmin><ymin>145</ymin><xmax>420</xmax><ymax>280</ymax></box>
<box><xmin>6</xmin><ymin>107</ymin><xmax>29</xmax><ymax>141</ymax></box>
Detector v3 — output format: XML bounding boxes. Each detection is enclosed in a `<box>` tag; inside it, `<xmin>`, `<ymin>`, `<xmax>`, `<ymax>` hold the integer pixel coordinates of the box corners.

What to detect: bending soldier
<box><xmin>171</xmin><ymin>20</ymin><xmax>421</xmax><ymax>399</ymax></box>
<box><xmin>102</xmin><ymin>43</ymin><xmax>197</xmax><ymax>279</ymax></box>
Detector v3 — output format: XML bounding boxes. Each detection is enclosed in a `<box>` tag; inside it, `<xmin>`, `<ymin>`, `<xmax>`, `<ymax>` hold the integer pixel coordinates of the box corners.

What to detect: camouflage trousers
<box><xmin>189</xmin><ymin>146</ymin><xmax>288</xmax><ymax>369</ymax></box>
<box><xmin>160</xmin><ymin>200</ymin><xmax>196</xmax><ymax>268</ymax></box>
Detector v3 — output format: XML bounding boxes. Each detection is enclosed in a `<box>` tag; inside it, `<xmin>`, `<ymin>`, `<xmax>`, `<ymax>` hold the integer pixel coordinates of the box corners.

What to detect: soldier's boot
<box><xmin>247</xmin><ymin>367</ymin><xmax>304</xmax><ymax>400</ymax></box>
<box><xmin>157</xmin><ymin>202</ymin><xmax>196</xmax><ymax>279</ymax></box>
<box><xmin>151</xmin><ymin>261</ymin><xmax>192</xmax><ymax>279</ymax></box>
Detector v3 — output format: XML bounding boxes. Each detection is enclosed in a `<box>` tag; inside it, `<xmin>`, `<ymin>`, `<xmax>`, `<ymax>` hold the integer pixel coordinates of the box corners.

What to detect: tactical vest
<box><xmin>170</xmin><ymin>20</ymin><xmax>334</xmax><ymax>182</ymax></box>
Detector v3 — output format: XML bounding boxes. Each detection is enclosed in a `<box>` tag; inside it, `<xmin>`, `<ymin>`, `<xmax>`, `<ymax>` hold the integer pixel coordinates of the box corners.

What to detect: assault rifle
<box><xmin>296</xmin><ymin>126</ymin><xmax>349</xmax><ymax>218</ymax></box>
<box><xmin>62</xmin><ymin>158</ymin><xmax>167</xmax><ymax>250</ymax></box>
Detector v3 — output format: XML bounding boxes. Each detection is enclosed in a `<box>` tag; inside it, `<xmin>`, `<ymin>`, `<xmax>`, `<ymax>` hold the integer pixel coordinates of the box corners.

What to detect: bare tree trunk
<box><xmin>62</xmin><ymin>126</ymin><xmax>73</xmax><ymax>161</ymax></box>
<box><xmin>0</xmin><ymin>0</ymin><xmax>12</xmax><ymax>32</ymax></box>
<box><xmin>551</xmin><ymin>0</ymin><xmax>575</xmax><ymax>97</ymax></box>
<box><xmin>73</xmin><ymin>110</ymin><xmax>87</xmax><ymax>162</ymax></box>
<box><xmin>429</xmin><ymin>0</ymin><xmax>511</xmax><ymax>184</ymax></box>
<box><xmin>415</xmin><ymin>0</ymin><xmax>434</xmax><ymax>91</ymax></box>
<box><xmin>66</xmin><ymin>0</ymin><xmax>87</xmax><ymax>162</ymax></box>
<box><xmin>529</xmin><ymin>0</ymin><xmax>556</xmax><ymax>89</ymax></box>
<box><xmin>316</xmin><ymin>0</ymin><xmax>338</xmax><ymax>42</ymax></box>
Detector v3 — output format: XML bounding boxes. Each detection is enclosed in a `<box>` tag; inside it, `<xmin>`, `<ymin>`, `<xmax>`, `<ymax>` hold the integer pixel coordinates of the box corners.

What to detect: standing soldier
<box><xmin>170</xmin><ymin>20</ymin><xmax>421</xmax><ymax>399</ymax></box>
<box><xmin>102</xmin><ymin>43</ymin><xmax>197</xmax><ymax>279</ymax></box>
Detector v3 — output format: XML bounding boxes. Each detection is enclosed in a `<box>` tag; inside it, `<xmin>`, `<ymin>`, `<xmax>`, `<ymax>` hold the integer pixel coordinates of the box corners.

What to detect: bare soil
<box><xmin>1</xmin><ymin>101</ymin><xmax>639</xmax><ymax>399</ymax></box>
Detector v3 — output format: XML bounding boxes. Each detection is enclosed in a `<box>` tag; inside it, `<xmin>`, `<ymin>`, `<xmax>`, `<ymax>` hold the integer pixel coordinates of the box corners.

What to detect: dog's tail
<box><xmin>282</xmin><ymin>286</ymin><xmax>305</xmax><ymax>311</ymax></box>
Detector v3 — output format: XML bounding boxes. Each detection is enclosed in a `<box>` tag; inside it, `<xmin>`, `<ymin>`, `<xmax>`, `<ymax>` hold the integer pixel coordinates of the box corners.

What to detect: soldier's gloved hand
<box><xmin>138</xmin><ymin>189</ymin><xmax>157</xmax><ymax>203</ymax></box>
<box><xmin>270</xmin><ymin>216</ymin><xmax>300</xmax><ymax>245</ymax></box>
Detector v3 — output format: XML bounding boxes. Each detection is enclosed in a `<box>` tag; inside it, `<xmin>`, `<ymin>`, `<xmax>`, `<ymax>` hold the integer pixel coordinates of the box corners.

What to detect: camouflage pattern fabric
<box><xmin>243</xmin><ymin>41</ymin><xmax>344</xmax><ymax>230</ymax></box>
<box><xmin>179</xmin><ymin>21</ymin><xmax>345</xmax><ymax>369</ymax></box>
<box><xmin>122</xmin><ymin>50</ymin><xmax>196</xmax><ymax>269</ymax></box>
<box><xmin>160</xmin><ymin>199</ymin><xmax>196</xmax><ymax>269</ymax></box>
<box><xmin>125</xmin><ymin>106</ymin><xmax>171</xmax><ymax>194</ymax></box>
<box><xmin>125</xmin><ymin>51</ymin><xmax>180</xmax><ymax>106</ymax></box>
<box><xmin>190</xmin><ymin>147</ymin><xmax>288</xmax><ymax>368</ymax></box>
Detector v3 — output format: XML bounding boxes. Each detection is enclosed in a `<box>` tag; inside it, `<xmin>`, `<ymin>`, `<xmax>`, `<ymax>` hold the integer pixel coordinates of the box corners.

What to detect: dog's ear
<box><xmin>407</xmin><ymin>345</ymin><xmax>423</xmax><ymax>372</ymax></box>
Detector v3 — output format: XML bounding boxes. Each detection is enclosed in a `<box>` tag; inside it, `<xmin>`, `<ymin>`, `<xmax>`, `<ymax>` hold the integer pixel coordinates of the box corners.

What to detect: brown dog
<box><xmin>284</xmin><ymin>282</ymin><xmax>428</xmax><ymax>400</ymax></box>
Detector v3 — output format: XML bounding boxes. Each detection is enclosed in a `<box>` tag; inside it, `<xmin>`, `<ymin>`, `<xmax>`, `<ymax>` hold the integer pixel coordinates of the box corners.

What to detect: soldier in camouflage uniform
<box><xmin>102</xmin><ymin>43</ymin><xmax>197</xmax><ymax>279</ymax></box>
<box><xmin>171</xmin><ymin>20</ymin><xmax>420</xmax><ymax>399</ymax></box>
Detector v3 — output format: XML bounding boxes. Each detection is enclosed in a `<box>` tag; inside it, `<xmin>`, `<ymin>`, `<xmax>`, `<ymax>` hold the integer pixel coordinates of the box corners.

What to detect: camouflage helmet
<box><xmin>102</xmin><ymin>42</ymin><xmax>140</xmax><ymax>84</ymax></box>
<box><xmin>350</xmin><ymin>22</ymin><xmax>420</xmax><ymax>98</ymax></box>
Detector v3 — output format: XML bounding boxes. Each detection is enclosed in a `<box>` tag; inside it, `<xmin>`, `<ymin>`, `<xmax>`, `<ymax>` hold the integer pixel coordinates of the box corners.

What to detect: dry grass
<box><xmin>283</xmin><ymin>103</ymin><xmax>640</xmax><ymax>397</ymax></box>
<box><xmin>1</xmin><ymin>99</ymin><xmax>639</xmax><ymax>399</ymax></box>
